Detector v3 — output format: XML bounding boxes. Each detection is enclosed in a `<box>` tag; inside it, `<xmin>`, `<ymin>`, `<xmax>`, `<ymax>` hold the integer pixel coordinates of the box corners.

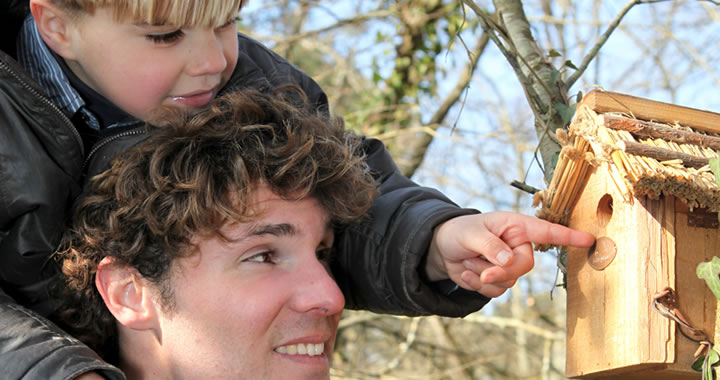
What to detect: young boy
<box><xmin>57</xmin><ymin>88</ymin><xmax>379</xmax><ymax>380</ymax></box>
<box><xmin>0</xmin><ymin>0</ymin><xmax>594</xmax><ymax>378</ymax></box>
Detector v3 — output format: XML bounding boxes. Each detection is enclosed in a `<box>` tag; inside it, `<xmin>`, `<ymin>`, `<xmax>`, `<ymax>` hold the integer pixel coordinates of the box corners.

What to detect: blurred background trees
<box><xmin>240</xmin><ymin>1</ymin><xmax>719</xmax><ymax>378</ymax></box>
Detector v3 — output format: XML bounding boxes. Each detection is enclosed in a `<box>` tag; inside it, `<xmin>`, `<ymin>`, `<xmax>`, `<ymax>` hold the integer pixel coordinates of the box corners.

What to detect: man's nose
<box><xmin>290</xmin><ymin>256</ymin><xmax>345</xmax><ymax>316</ymax></box>
<box><xmin>187</xmin><ymin>32</ymin><xmax>228</xmax><ymax>76</ymax></box>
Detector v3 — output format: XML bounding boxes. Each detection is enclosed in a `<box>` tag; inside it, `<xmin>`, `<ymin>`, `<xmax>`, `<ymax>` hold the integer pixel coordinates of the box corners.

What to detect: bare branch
<box><xmin>566</xmin><ymin>0</ymin><xmax>671</xmax><ymax>87</ymax></box>
<box><xmin>381</xmin><ymin>317</ymin><xmax>420</xmax><ymax>374</ymax></box>
<box><xmin>401</xmin><ymin>32</ymin><xmax>490</xmax><ymax>176</ymax></box>
<box><xmin>462</xmin><ymin>0</ymin><xmax>546</xmax><ymax>112</ymax></box>
<box><xmin>267</xmin><ymin>7</ymin><xmax>397</xmax><ymax>46</ymax></box>
<box><xmin>464</xmin><ymin>314</ymin><xmax>565</xmax><ymax>341</ymax></box>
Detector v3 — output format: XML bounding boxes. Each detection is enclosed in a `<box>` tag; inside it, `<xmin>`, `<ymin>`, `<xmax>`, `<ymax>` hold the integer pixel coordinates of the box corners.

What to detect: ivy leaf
<box><xmin>692</xmin><ymin>349</ymin><xmax>720</xmax><ymax>380</ymax></box>
<box><xmin>553</xmin><ymin>103</ymin><xmax>577</xmax><ymax>125</ymax></box>
<box><xmin>550</xmin><ymin>69</ymin><xmax>561</xmax><ymax>85</ymax></box>
<box><xmin>693</xmin><ymin>354</ymin><xmax>706</xmax><ymax>371</ymax></box>
<box><xmin>697</xmin><ymin>256</ymin><xmax>720</xmax><ymax>300</ymax></box>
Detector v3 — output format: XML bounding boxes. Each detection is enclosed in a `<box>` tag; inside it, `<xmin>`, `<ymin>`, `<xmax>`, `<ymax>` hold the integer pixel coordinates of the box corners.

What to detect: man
<box><xmin>57</xmin><ymin>88</ymin><xmax>378</xmax><ymax>379</ymax></box>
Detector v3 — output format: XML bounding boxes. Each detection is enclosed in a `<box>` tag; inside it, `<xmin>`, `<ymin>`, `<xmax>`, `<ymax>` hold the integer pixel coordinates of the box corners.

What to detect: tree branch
<box><xmin>462</xmin><ymin>1</ymin><xmax>546</xmax><ymax>112</ymax></box>
<box><xmin>262</xmin><ymin>7</ymin><xmax>397</xmax><ymax>47</ymax></box>
<box><xmin>566</xmin><ymin>0</ymin><xmax>665</xmax><ymax>87</ymax></box>
<box><xmin>402</xmin><ymin>32</ymin><xmax>489</xmax><ymax>176</ymax></box>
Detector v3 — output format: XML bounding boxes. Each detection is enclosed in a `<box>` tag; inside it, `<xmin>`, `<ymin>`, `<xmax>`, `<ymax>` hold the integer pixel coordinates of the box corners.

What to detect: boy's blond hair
<box><xmin>50</xmin><ymin>0</ymin><xmax>247</xmax><ymax>27</ymax></box>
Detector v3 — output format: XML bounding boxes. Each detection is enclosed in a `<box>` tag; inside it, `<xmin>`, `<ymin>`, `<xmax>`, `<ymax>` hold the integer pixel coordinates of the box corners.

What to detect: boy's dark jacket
<box><xmin>0</xmin><ymin>2</ymin><xmax>488</xmax><ymax>379</ymax></box>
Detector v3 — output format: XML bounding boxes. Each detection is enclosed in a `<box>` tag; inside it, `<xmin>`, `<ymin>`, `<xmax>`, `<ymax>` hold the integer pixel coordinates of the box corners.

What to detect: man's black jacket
<box><xmin>0</xmin><ymin>2</ymin><xmax>488</xmax><ymax>379</ymax></box>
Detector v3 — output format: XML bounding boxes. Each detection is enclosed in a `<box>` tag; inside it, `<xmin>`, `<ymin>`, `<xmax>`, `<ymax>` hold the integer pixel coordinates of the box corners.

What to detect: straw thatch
<box><xmin>534</xmin><ymin>102</ymin><xmax>720</xmax><ymax>226</ymax></box>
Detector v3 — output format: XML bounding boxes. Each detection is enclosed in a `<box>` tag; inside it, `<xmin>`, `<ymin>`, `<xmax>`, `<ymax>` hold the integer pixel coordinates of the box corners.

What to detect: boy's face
<box><xmin>62</xmin><ymin>7</ymin><xmax>239</xmax><ymax>121</ymax></box>
<box><xmin>143</xmin><ymin>185</ymin><xmax>343</xmax><ymax>380</ymax></box>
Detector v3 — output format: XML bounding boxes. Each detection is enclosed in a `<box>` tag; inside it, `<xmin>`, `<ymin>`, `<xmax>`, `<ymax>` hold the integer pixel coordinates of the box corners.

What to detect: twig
<box><xmin>510</xmin><ymin>180</ymin><xmax>541</xmax><ymax>194</ymax></box>
<box><xmin>381</xmin><ymin>317</ymin><xmax>420</xmax><ymax>374</ymax></box>
<box><xmin>567</xmin><ymin>0</ymin><xmax>646</xmax><ymax>87</ymax></box>
<box><xmin>617</xmin><ymin>140</ymin><xmax>710</xmax><ymax>168</ymax></box>
<box><xmin>602</xmin><ymin>115</ymin><xmax>720</xmax><ymax>150</ymax></box>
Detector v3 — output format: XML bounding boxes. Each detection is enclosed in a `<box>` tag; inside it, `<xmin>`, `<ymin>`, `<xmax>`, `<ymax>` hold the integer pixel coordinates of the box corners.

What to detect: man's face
<box><xmin>61</xmin><ymin>7</ymin><xmax>239</xmax><ymax>121</ymax></box>
<box><xmin>151</xmin><ymin>185</ymin><xmax>343</xmax><ymax>379</ymax></box>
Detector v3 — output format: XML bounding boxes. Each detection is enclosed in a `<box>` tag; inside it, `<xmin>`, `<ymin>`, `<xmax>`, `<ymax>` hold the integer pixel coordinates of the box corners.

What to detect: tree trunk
<box><xmin>493</xmin><ymin>0</ymin><xmax>567</xmax><ymax>182</ymax></box>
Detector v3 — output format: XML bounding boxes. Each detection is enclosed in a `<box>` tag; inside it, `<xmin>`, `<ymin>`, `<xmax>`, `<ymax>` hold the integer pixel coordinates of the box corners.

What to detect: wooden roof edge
<box><xmin>580</xmin><ymin>90</ymin><xmax>720</xmax><ymax>135</ymax></box>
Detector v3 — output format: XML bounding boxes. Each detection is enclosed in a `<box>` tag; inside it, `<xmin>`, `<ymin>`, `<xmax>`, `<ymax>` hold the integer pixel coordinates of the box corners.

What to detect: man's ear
<box><xmin>95</xmin><ymin>257</ymin><xmax>157</xmax><ymax>331</ymax></box>
<box><xmin>29</xmin><ymin>0</ymin><xmax>78</xmax><ymax>59</ymax></box>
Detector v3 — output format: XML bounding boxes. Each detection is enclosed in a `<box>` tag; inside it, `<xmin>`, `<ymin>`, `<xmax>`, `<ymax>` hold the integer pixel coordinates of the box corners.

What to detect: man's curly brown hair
<box><xmin>55</xmin><ymin>88</ymin><xmax>378</xmax><ymax>360</ymax></box>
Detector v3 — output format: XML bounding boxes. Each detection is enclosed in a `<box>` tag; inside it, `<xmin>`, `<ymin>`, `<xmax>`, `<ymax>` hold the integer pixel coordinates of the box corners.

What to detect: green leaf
<box><xmin>694</xmin><ymin>355</ymin><xmax>706</xmax><ymax>371</ymax></box>
<box><xmin>706</xmin><ymin>349</ymin><xmax>719</xmax><ymax>380</ymax></box>
<box><xmin>372</xmin><ymin>72</ymin><xmax>382</xmax><ymax>85</ymax></box>
<box><xmin>708</xmin><ymin>348</ymin><xmax>720</xmax><ymax>367</ymax></box>
<box><xmin>375</xmin><ymin>31</ymin><xmax>386</xmax><ymax>43</ymax></box>
<box><xmin>692</xmin><ymin>349</ymin><xmax>720</xmax><ymax>379</ymax></box>
<box><xmin>548</xmin><ymin>49</ymin><xmax>561</xmax><ymax>57</ymax></box>
<box><xmin>697</xmin><ymin>257</ymin><xmax>720</xmax><ymax>300</ymax></box>
<box><xmin>576</xmin><ymin>90</ymin><xmax>584</xmax><ymax>103</ymax></box>
<box><xmin>710</xmin><ymin>156</ymin><xmax>720</xmax><ymax>187</ymax></box>
<box><xmin>553</xmin><ymin>103</ymin><xmax>577</xmax><ymax>125</ymax></box>
<box><xmin>710</xmin><ymin>156</ymin><xmax>720</xmax><ymax>224</ymax></box>
<box><xmin>564</xmin><ymin>60</ymin><xmax>578</xmax><ymax>70</ymax></box>
<box><xmin>550</xmin><ymin>70</ymin><xmax>560</xmax><ymax>85</ymax></box>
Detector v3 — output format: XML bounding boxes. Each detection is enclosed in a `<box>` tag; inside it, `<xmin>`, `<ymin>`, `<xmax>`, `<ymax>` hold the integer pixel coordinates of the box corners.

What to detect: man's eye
<box><xmin>146</xmin><ymin>29</ymin><xmax>184</xmax><ymax>44</ymax></box>
<box><xmin>245</xmin><ymin>251</ymin><xmax>276</xmax><ymax>264</ymax></box>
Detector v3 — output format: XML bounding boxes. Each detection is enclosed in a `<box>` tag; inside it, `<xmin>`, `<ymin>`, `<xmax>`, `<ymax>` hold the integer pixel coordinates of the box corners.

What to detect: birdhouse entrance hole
<box><xmin>596</xmin><ymin>193</ymin><xmax>613</xmax><ymax>225</ymax></box>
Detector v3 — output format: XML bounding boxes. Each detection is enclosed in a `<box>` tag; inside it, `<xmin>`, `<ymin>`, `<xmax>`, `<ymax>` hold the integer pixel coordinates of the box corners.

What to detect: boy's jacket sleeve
<box><xmin>229</xmin><ymin>34</ymin><xmax>491</xmax><ymax>316</ymax></box>
<box><xmin>332</xmin><ymin>138</ymin><xmax>491</xmax><ymax>316</ymax></box>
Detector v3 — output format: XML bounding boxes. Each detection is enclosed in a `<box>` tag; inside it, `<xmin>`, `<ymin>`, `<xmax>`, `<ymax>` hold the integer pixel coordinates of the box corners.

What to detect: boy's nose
<box><xmin>290</xmin><ymin>257</ymin><xmax>345</xmax><ymax>316</ymax></box>
<box><xmin>187</xmin><ymin>33</ymin><xmax>228</xmax><ymax>76</ymax></box>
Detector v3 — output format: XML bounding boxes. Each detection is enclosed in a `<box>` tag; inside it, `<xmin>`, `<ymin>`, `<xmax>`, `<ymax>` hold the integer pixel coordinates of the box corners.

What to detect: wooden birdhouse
<box><xmin>535</xmin><ymin>90</ymin><xmax>720</xmax><ymax>379</ymax></box>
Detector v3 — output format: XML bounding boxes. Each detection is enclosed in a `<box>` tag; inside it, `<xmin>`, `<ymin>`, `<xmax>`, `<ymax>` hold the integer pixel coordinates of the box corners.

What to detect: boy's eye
<box><xmin>146</xmin><ymin>29</ymin><xmax>185</xmax><ymax>44</ymax></box>
<box><xmin>218</xmin><ymin>16</ymin><xmax>240</xmax><ymax>30</ymax></box>
<box><xmin>245</xmin><ymin>251</ymin><xmax>276</xmax><ymax>264</ymax></box>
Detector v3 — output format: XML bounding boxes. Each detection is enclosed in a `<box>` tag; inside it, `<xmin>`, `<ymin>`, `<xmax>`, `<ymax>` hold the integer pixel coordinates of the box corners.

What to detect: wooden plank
<box><xmin>581</xmin><ymin>90</ymin><xmax>720</xmax><ymax>134</ymax></box>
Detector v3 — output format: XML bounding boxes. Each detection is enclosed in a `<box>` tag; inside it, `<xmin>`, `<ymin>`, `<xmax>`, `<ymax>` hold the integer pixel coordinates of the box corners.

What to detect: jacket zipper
<box><xmin>0</xmin><ymin>58</ymin><xmax>84</xmax><ymax>157</ymax></box>
<box><xmin>83</xmin><ymin>126</ymin><xmax>145</xmax><ymax>171</ymax></box>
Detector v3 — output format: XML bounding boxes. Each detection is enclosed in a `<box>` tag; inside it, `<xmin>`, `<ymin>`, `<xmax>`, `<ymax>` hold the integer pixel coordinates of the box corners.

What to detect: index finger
<box><xmin>521</xmin><ymin>216</ymin><xmax>595</xmax><ymax>248</ymax></box>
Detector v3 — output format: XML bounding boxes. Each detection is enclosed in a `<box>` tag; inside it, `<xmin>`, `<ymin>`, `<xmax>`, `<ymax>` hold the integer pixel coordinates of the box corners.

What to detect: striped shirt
<box><xmin>17</xmin><ymin>16</ymin><xmax>103</xmax><ymax>130</ymax></box>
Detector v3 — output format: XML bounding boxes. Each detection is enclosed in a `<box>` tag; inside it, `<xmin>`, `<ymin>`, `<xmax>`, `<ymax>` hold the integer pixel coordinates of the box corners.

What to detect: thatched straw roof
<box><xmin>535</xmin><ymin>90</ymin><xmax>720</xmax><ymax>226</ymax></box>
